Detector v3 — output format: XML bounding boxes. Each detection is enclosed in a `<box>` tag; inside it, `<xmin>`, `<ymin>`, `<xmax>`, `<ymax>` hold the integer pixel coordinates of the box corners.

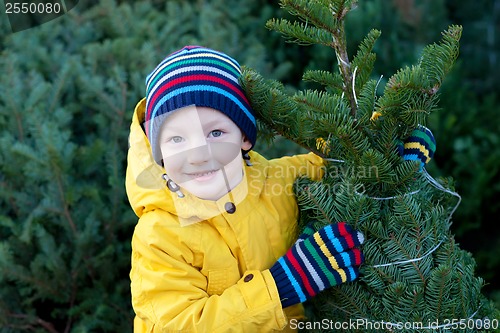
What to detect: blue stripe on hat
<box><xmin>148</xmin><ymin>85</ymin><xmax>256</xmax><ymax>138</ymax></box>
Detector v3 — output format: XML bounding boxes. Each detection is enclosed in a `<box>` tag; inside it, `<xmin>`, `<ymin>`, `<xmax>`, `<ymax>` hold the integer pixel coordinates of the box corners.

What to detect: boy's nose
<box><xmin>186</xmin><ymin>143</ymin><xmax>212</xmax><ymax>165</ymax></box>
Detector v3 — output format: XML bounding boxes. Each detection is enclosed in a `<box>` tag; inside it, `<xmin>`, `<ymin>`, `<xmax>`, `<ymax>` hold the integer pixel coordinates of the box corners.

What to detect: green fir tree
<box><xmin>0</xmin><ymin>0</ymin><xmax>284</xmax><ymax>331</ymax></box>
<box><xmin>240</xmin><ymin>0</ymin><xmax>499</xmax><ymax>332</ymax></box>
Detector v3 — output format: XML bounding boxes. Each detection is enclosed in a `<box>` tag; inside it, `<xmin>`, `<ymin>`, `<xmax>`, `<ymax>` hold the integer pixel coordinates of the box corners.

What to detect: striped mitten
<box><xmin>402</xmin><ymin>125</ymin><xmax>436</xmax><ymax>169</ymax></box>
<box><xmin>270</xmin><ymin>222</ymin><xmax>364</xmax><ymax>308</ymax></box>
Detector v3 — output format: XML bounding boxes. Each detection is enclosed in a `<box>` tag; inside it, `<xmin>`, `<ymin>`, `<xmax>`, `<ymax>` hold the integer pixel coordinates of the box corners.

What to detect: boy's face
<box><xmin>158</xmin><ymin>105</ymin><xmax>252</xmax><ymax>201</ymax></box>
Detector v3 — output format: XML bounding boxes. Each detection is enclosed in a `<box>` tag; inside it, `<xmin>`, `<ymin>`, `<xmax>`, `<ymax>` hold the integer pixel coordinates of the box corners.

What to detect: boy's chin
<box><xmin>180</xmin><ymin>179</ymin><xmax>228</xmax><ymax>201</ymax></box>
<box><xmin>186</xmin><ymin>189</ymin><xmax>226</xmax><ymax>201</ymax></box>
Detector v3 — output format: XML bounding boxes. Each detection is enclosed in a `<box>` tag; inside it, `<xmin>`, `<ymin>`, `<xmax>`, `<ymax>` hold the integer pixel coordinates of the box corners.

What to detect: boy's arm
<box><xmin>130</xmin><ymin>216</ymin><xmax>287</xmax><ymax>333</ymax></box>
<box><xmin>269</xmin><ymin>151</ymin><xmax>326</xmax><ymax>181</ymax></box>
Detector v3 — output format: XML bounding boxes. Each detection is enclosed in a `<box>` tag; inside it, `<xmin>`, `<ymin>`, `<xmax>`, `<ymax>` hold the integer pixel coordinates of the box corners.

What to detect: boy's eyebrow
<box><xmin>160</xmin><ymin>125</ymin><xmax>186</xmax><ymax>139</ymax></box>
<box><xmin>201</xmin><ymin>118</ymin><xmax>232</xmax><ymax>129</ymax></box>
<box><xmin>162</xmin><ymin>124</ymin><xmax>184</xmax><ymax>132</ymax></box>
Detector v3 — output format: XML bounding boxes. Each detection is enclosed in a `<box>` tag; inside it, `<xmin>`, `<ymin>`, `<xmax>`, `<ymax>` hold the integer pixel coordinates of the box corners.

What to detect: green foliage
<box><xmin>247</xmin><ymin>0</ymin><xmax>500</xmax><ymax>316</ymax></box>
<box><xmin>350</xmin><ymin>29</ymin><xmax>381</xmax><ymax>92</ymax></box>
<box><xmin>243</xmin><ymin>21</ymin><xmax>462</xmax><ymax>196</ymax></box>
<box><xmin>0</xmin><ymin>8</ymin><xmax>136</xmax><ymax>331</ymax></box>
<box><xmin>432</xmin><ymin>1</ymin><xmax>500</xmax><ymax>305</ymax></box>
<box><xmin>431</xmin><ymin>73</ymin><xmax>500</xmax><ymax>302</ymax></box>
<box><xmin>0</xmin><ymin>0</ymin><xmax>285</xmax><ymax>331</ymax></box>
<box><xmin>0</xmin><ymin>0</ymin><xmax>498</xmax><ymax>330</ymax></box>
<box><xmin>241</xmin><ymin>0</ymin><xmax>498</xmax><ymax>330</ymax></box>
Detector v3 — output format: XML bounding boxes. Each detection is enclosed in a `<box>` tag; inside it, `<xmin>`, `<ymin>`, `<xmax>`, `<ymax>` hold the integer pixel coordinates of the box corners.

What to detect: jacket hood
<box><xmin>125</xmin><ymin>98</ymin><xmax>266</xmax><ymax>225</ymax></box>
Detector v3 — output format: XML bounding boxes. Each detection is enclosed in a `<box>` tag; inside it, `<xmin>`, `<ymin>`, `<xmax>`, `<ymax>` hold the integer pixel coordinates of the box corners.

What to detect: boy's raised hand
<box><xmin>270</xmin><ymin>222</ymin><xmax>364</xmax><ymax>308</ymax></box>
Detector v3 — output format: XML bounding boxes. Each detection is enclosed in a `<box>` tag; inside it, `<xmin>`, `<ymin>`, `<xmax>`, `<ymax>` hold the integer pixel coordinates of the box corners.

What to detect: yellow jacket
<box><xmin>126</xmin><ymin>98</ymin><xmax>324</xmax><ymax>332</ymax></box>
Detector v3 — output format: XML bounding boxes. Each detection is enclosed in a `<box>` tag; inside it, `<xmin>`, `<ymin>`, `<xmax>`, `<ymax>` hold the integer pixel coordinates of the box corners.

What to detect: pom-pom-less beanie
<box><xmin>144</xmin><ymin>46</ymin><xmax>257</xmax><ymax>165</ymax></box>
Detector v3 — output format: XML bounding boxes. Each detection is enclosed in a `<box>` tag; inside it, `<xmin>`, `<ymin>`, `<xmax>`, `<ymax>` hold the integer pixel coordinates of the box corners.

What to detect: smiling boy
<box><xmin>158</xmin><ymin>105</ymin><xmax>251</xmax><ymax>201</ymax></box>
<box><xmin>126</xmin><ymin>46</ymin><xmax>364</xmax><ymax>332</ymax></box>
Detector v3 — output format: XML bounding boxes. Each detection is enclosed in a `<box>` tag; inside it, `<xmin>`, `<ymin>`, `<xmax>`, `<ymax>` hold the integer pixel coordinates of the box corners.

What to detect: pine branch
<box><xmin>268</xmin><ymin>0</ymin><xmax>359</xmax><ymax>116</ymax></box>
<box><xmin>332</xmin><ymin>24</ymin><xmax>357</xmax><ymax>117</ymax></box>
<box><xmin>319</xmin><ymin>283</ymin><xmax>368</xmax><ymax>318</ymax></box>
<box><xmin>4</xmin><ymin>59</ymin><xmax>26</xmax><ymax>142</ymax></box>
<box><xmin>266</xmin><ymin>18</ymin><xmax>334</xmax><ymax>46</ymax></box>
<box><xmin>420</xmin><ymin>25</ymin><xmax>462</xmax><ymax>93</ymax></box>
<box><xmin>277</xmin><ymin>0</ymin><xmax>341</xmax><ymax>36</ymax></box>
<box><xmin>240</xmin><ymin>66</ymin><xmax>329</xmax><ymax>157</ymax></box>
<box><xmin>242</xmin><ymin>1</ymin><xmax>496</xmax><ymax>326</ymax></box>
<box><xmin>47</xmin><ymin>60</ymin><xmax>73</xmax><ymax>115</ymax></box>
<box><xmin>302</xmin><ymin>70</ymin><xmax>344</xmax><ymax>94</ymax></box>
<box><xmin>295</xmin><ymin>178</ymin><xmax>336</xmax><ymax>224</ymax></box>
<box><xmin>64</xmin><ymin>277</ymin><xmax>77</xmax><ymax>333</ymax></box>
<box><xmin>351</xmin><ymin>29</ymin><xmax>381</xmax><ymax>93</ymax></box>
<box><xmin>4</xmin><ymin>312</ymin><xmax>58</xmax><ymax>333</ymax></box>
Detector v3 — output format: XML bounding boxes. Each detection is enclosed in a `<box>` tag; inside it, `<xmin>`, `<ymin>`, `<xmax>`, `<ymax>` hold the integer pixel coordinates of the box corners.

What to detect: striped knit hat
<box><xmin>144</xmin><ymin>45</ymin><xmax>257</xmax><ymax>165</ymax></box>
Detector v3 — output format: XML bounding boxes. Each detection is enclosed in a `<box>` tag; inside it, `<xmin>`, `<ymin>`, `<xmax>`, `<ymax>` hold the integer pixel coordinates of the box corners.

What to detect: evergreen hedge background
<box><xmin>0</xmin><ymin>0</ymin><xmax>498</xmax><ymax>331</ymax></box>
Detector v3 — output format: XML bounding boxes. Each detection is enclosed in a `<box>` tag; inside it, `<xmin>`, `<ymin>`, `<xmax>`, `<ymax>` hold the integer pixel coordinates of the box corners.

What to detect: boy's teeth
<box><xmin>195</xmin><ymin>171</ymin><xmax>214</xmax><ymax>177</ymax></box>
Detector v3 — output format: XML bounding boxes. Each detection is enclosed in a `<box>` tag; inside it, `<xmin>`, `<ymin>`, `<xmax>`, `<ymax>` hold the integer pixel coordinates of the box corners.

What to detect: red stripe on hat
<box><xmin>338</xmin><ymin>222</ymin><xmax>355</xmax><ymax>249</ymax></box>
<box><xmin>286</xmin><ymin>251</ymin><xmax>316</xmax><ymax>297</ymax></box>
<box><xmin>147</xmin><ymin>74</ymin><xmax>248</xmax><ymax>120</ymax></box>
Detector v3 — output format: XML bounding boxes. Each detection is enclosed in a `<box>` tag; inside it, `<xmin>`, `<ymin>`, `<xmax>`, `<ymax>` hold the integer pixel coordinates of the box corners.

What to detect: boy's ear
<box><xmin>241</xmin><ymin>136</ymin><xmax>252</xmax><ymax>151</ymax></box>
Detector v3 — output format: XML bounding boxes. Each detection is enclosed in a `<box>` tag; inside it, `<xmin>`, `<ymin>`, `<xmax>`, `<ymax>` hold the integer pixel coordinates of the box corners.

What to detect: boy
<box><xmin>126</xmin><ymin>46</ymin><xmax>364</xmax><ymax>332</ymax></box>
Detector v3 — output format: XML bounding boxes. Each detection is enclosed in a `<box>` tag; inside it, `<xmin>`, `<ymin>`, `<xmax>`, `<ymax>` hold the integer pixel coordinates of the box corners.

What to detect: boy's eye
<box><xmin>210</xmin><ymin>130</ymin><xmax>223</xmax><ymax>138</ymax></box>
<box><xmin>171</xmin><ymin>136</ymin><xmax>183</xmax><ymax>143</ymax></box>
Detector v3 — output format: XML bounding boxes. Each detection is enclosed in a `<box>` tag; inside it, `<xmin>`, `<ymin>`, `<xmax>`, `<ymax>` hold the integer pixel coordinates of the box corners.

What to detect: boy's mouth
<box><xmin>186</xmin><ymin>169</ymin><xmax>219</xmax><ymax>181</ymax></box>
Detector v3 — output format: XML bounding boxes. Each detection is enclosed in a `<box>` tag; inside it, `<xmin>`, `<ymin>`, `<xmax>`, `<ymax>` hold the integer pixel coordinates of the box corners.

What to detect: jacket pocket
<box><xmin>207</xmin><ymin>267</ymin><xmax>240</xmax><ymax>296</ymax></box>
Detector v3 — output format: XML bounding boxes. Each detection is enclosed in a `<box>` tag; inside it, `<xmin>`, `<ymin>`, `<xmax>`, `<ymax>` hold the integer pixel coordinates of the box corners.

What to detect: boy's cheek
<box><xmin>209</xmin><ymin>141</ymin><xmax>242</xmax><ymax>165</ymax></box>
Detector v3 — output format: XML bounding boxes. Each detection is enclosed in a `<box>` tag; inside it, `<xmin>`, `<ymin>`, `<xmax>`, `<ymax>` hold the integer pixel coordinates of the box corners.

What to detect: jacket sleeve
<box><xmin>271</xmin><ymin>152</ymin><xmax>325</xmax><ymax>182</ymax></box>
<box><xmin>130</xmin><ymin>213</ymin><xmax>288</xmax><ymax>333</ymax></box>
